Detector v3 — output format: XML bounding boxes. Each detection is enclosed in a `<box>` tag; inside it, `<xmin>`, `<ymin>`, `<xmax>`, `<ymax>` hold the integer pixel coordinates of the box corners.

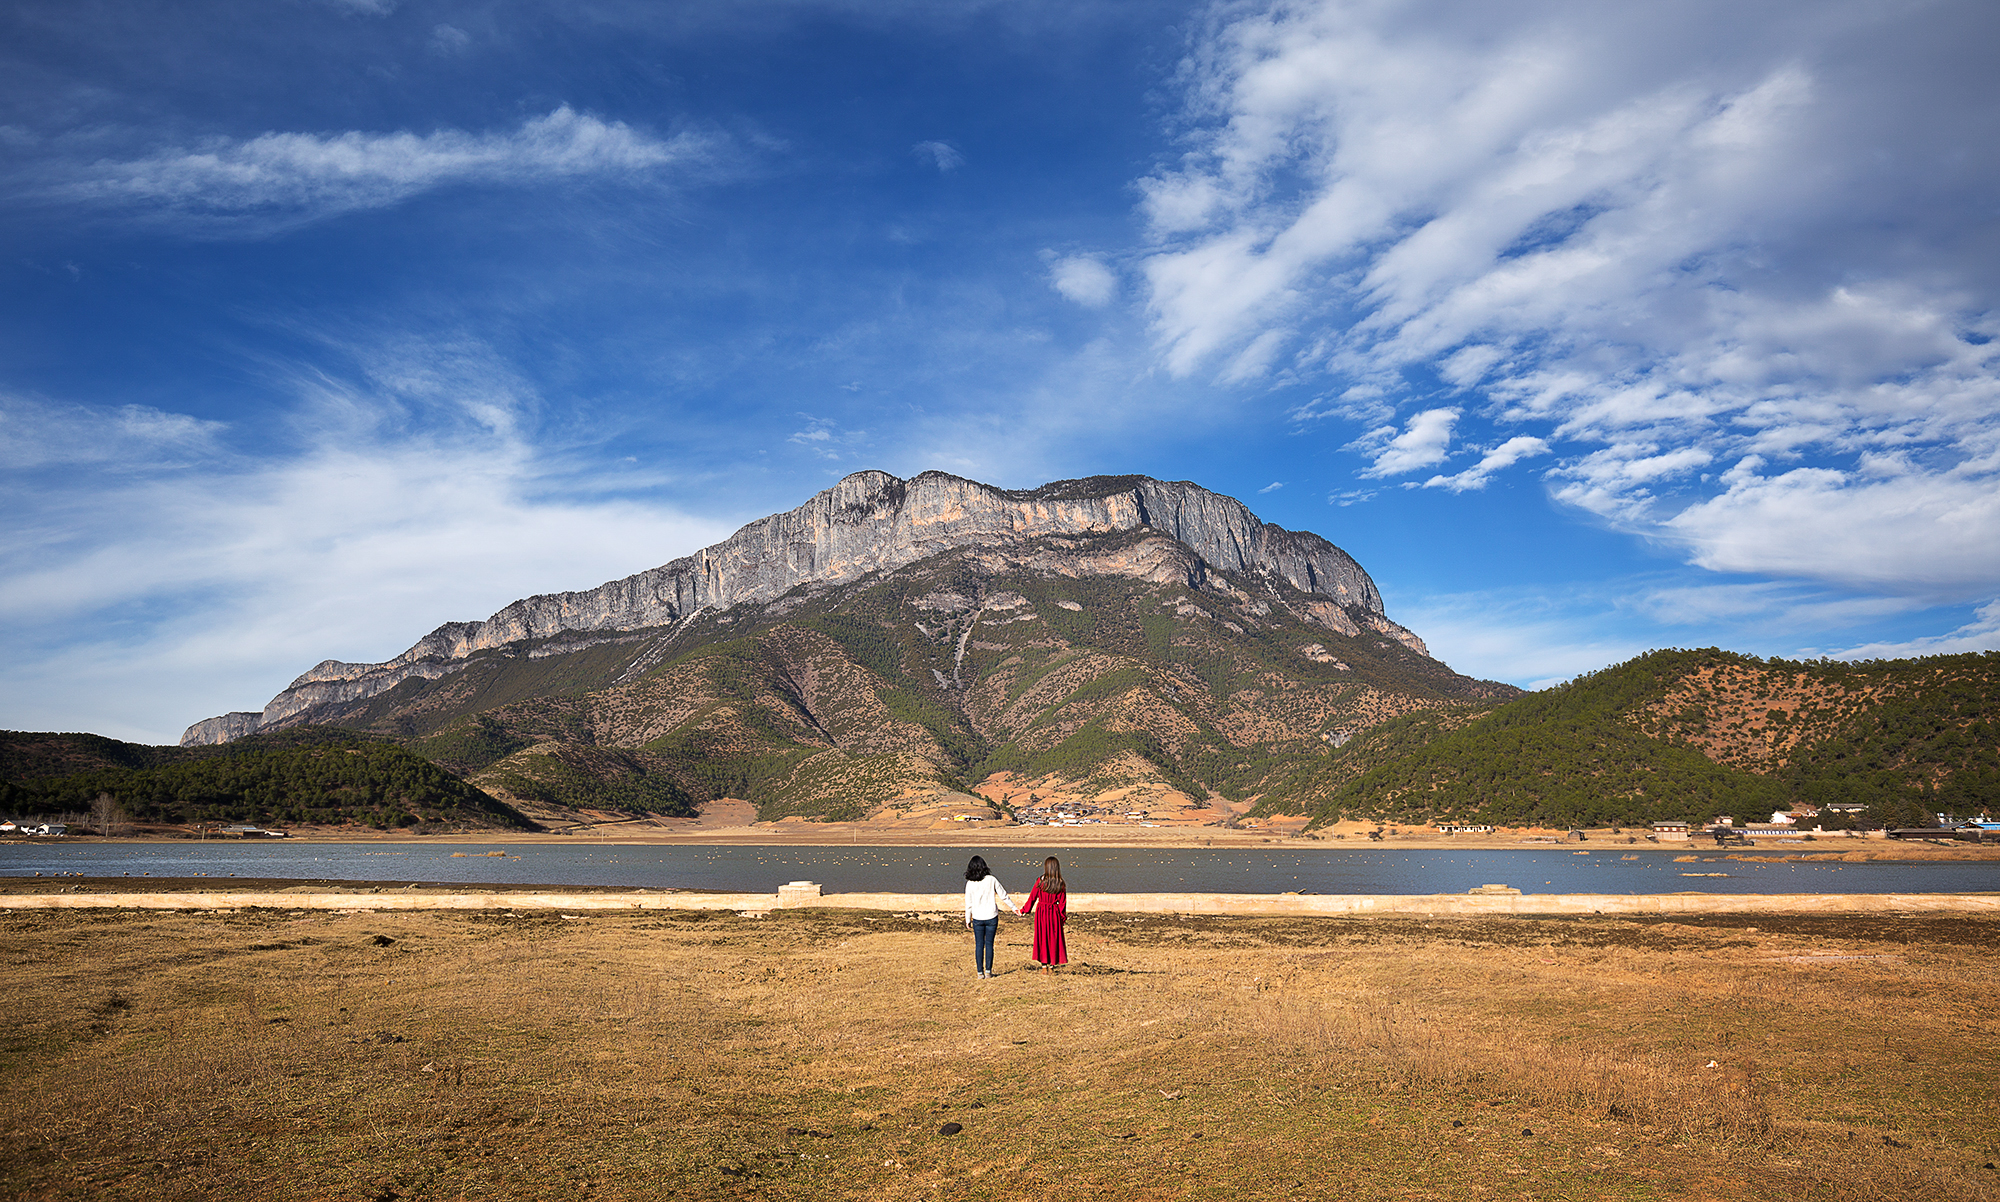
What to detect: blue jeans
<box><xmin>970</xmin><ymin>917</ymin><xmax>998</xmax><ymax>973</ymax></box>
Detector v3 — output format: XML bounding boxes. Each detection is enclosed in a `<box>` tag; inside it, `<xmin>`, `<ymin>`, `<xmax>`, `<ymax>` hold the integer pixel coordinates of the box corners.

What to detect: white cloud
<box><xmin>1421</xmin><ymin>435</ymin><xmax>1550</xmax><ymax>492</ymax></box>
<box><xmin>1220</xmin><ymin>327</ymin><xmax>1290</xmax><ymax>383</ymax></box>
<box><xmin>1049</xmin><ymin>255</ymin><xmax>1117</xmax><ymax>307</ymax></box>
<box><xmin>1662</xmin><ymin>462</ymin><xmax>2000</xmax><ymax>594</ymax></box>
<box><xmin>56</xmin><ymin>106</ymin><xmax>714</xmax><ymax>230</ymax></box>
<box><xmin>428</xmin><ymin>23</ymin><xmax>472</xmax><ymax>54</ymax></box>
<box><xmin>1351</xmin><ymin>407</ymin><xmax>1456</xmax><ymax>478</ymax></box>
<box><xmin>0</xmin><ymin>397</ymin><xmax>226</xmax><ymax>470</ymax></box>
<box><xmin>787</xmin><ymin>414</ymin><xmax>866</xmax><ymax>460</ymax></box>
<box><xmin>1140</xmin><ymin>0</ymin><xmax>2000</xmax><ymax>600</ymax></box>
<box><xmin>912</xmin><ymin>140</ymin><xmax>965</xmax><ymax>172</ymax></box>
<box><xmin>1257</xmin><ymin>481</ymin><xmax>1283</xmax><ymax>493</ymax></box>
<box><xmin>0</xmin><ymin>355</ymin><xmax>731</xmax><ymax>744</ymax></box>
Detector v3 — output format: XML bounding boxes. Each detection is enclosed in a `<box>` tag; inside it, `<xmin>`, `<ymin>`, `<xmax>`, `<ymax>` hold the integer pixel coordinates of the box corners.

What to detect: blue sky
<box><xmin>5</xmin><ymin>0</ymin><xmax>1999</xmax><ymax>743</ymax></box>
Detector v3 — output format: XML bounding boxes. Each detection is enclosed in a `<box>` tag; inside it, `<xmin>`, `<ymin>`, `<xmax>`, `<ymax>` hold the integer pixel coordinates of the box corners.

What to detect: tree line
<box><xmin>1</xmin><ymin>739</ymin><xmax>533</xmax><ymax>831</ymax></box>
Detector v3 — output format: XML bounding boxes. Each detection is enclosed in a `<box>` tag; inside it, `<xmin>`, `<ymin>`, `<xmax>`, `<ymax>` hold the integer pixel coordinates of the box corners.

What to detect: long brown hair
<box><xmin>1039</xmin><ymin>856</ymin><xmax>1065</xmax><ymax>895</ymax></box>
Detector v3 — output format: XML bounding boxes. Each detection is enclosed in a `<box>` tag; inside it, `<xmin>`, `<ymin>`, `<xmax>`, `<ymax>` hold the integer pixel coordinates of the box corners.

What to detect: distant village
<box><xmin>1008</xmin><ymin>799</ymin><xmax>1160</xmax><ymax>827</ymax></box>
<box><xmin>3</xmin><ymin>801</ymin><xmax>1993</xmax><ymax>844</ymax></box>
<box><xmin>0</xmin><ymin>820</ymin><xmax>287</xmax><ymax>840</ymax></box>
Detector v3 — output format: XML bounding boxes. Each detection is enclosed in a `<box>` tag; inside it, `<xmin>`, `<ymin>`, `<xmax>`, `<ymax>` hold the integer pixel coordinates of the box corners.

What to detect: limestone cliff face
<box><xmin>177</xmin><ymin>711</ymin><xmax>264</xmax><ymax>747</ymax></box>
<box><xmin>180</xmin><ymin>471</ymin><xmax>1412</xmax><ymax>744</ymax></box>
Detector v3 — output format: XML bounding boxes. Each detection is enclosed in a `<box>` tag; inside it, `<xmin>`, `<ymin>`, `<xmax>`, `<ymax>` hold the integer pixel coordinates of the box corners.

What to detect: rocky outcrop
<box><xmin>177</xmin><ymin>711</ymin><xmax>263</xmax><ymax>746</ymax></box>
<box><xmin>180</xmin><ymin>471</ymin><xmax>1412</xmax><ymax>745</ymax></box>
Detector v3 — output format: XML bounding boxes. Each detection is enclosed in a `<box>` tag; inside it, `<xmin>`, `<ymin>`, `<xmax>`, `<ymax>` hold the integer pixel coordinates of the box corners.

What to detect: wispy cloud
<box><xmin>1834</xmin><ymin>599</ymin><xmax>2000</xmax><ymax>660</ymax></box>
<box><xmin>1422</xmin><ymin>436</ymin><xmax>1550</xmax><ymax>493</ymax></box>
<box><xmin>51</xmin><ymin>106</ymin><xmax>717</xmax><ymax>233</ymax></box>
<box><xmin>787</xmin><ymin>414</ymin><xmax>868</xmax><ymax>461</ymax></box>
<box><xmin>912</xmin><ymin>140</ymin><xmax>965</xmax><ymax>172</ymax></box>
<box><xmin>1395</xmin><ymin>574</ymin><xmax>1974</xmax><ymax>689</ymax></box>
<box><xmin>1136</xmin><ymin>0</ymin><xmax>2000</xmax><ymax>599</ymax></box>
<box><xmin>0</xmin><ymin>397</ymin><xmax>226</xmax><ymax>471</ymax></box>
<box><xmin>0</xmin><ymin>343</ymin><xmax>731</xmax><ymax>743</ymax></box>
<box><xmin>1257</xmin><ymin>481</ymin><xmax>1283</xmax><ymax>493</ymax></box>
<box><xmin>1622</xmin><ymin>580</ymin><xmax>1918</xmax><ymax>634</ymax></box>
<box><xmin>428</xmin><ymin>24</ymin><xmax>472</xmax><ymax>55</ymax></box>
<box><xmin>1047</xmin><ymin>254</ymin><xmax>1117</xmax><ymax>307</ymax></box>
<box><xmin>1392</xmin><ymin>587</ymin><xmax>1650</xmax><ymax>691</ymax></box>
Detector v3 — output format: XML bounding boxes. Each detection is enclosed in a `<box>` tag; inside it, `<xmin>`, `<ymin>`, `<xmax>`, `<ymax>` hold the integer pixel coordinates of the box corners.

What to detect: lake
<box><xmin>5</xmin><ymin>842</ymin><xmax>1998</xmax><ymax>895</ymax></box>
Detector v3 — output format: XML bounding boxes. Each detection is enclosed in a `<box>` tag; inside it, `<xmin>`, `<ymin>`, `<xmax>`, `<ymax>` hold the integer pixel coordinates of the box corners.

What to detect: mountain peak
<box><xmin>181</xmin><ymin>471</ymin><xmax>1402</xmax><ymax>744</ymax></box>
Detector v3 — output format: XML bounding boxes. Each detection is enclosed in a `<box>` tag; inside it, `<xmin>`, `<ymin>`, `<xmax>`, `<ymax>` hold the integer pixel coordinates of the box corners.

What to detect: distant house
<box><xmin>1651</xmin><ymin>820</ymin><xmax>1691</xmax><ymax>841</ymax></box>
<box><xmin>1439</xmin><ymin>824</ymin><xmax>1494</xmax><ymax>834</ymax></box>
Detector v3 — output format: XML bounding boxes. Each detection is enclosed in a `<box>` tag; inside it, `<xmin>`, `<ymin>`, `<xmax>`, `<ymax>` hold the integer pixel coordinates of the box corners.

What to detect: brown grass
<box><xmin>1</xmin><ymin>908</ymin><xmax>1996</xmax><ymax>1201</ymax></box>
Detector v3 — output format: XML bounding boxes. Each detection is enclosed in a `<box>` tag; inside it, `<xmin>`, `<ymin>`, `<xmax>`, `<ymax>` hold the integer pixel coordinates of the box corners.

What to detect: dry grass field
<box><xmin>1</xmin><ymin>904</ymin><xmax>1996</xmax><ymax>1201</ymax></box>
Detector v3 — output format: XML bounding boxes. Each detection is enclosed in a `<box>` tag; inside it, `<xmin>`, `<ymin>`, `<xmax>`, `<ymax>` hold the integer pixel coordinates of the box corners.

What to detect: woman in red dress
<box><xmin>1020</xmin><ymin>856</ymin><xmax>1068</xmax><ymax>972</ymax></box>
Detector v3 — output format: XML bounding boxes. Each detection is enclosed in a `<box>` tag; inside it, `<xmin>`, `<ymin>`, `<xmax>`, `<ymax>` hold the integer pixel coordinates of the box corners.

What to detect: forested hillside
<box><xmin>11</xmin><ymin>646</ymin><xmax>1994</xmax><ymax>832</ymax></box>
<box><xmin>1254</xmin><ymin>649</ymin><xmax>2000</xmax><ymax>829</ymax></box>
<box><xmin>0</xmin><ymin>728</ymin><xmax>533</xmax><ymax>832</ymax></box>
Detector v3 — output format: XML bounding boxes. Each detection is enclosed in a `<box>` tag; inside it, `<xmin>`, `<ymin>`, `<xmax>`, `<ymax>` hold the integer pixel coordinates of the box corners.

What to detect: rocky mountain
<box><xmin>182</xmin><ymin>472</ymin><xmax>1418</xmax><ymax>745</ymax></box>
<box><xmin>178</xmin><ymin>471</ymin><xmax>1514</xmax><ymax>824</ymax></box>
<box><xmin>1253</xmin><ymin>647</ymin><xmax>2000</xmax><ymax>830</ymax></box>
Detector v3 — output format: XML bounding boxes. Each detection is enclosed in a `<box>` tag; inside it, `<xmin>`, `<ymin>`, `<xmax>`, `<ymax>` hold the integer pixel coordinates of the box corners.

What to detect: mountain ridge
<box><xmin>182</xmin><ymin>471</ymin><xmax>1420</xmax><ymax>745</ymax></box>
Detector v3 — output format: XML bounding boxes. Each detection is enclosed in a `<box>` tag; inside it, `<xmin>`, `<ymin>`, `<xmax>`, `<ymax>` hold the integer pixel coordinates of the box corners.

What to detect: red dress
<box><xmin>1021</xmin><ymin>881</ymin><xmax>1068</xmax><ymax>965</ymax></box>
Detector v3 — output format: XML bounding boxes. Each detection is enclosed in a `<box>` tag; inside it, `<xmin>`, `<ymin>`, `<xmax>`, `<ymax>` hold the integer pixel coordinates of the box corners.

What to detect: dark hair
<box><xmin>965</xmin><ymin>855</ymin><xmax>988</xmax><ymax>882</ymax></box>
<box><xmin>1040</xmin><ymin>856</ymin><xmax>1065</xmax><ymax>895</ymax></box>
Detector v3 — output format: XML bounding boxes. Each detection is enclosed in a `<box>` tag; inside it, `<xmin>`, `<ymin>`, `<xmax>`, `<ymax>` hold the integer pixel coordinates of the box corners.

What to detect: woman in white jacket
<box><xmin>962</xmin><ymin>855</ymin><xmax>1017</xmax><ymax>979</ymax></box>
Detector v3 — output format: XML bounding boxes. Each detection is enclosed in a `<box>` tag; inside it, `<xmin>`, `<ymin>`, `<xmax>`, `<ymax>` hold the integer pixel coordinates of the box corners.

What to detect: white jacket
<box><xmin>964</xmin><ymin>876</ymin><xmax>1011</xmax><ymax>922</ymax></box>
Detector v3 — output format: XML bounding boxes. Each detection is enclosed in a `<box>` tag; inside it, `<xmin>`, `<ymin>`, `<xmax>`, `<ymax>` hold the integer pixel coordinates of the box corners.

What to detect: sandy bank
<box><xmin>5</xmin><ymin>881</ymin><xmax>1997</xmax><ymax>917</ymax></box>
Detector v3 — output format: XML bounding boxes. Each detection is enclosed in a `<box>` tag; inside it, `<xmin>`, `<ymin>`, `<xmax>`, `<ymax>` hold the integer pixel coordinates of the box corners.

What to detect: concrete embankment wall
<box><xmin>3</xmin><ymin>890</ymin><xmax>1998</xmax><ymax>916</ymax></box>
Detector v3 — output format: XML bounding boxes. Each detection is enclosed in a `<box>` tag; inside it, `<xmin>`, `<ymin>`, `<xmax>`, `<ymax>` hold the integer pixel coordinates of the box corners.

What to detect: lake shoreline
<box><xmin>33</xmin><ymin>825</ymin><xmax>2000</xmax><ymax>862</ymax></box>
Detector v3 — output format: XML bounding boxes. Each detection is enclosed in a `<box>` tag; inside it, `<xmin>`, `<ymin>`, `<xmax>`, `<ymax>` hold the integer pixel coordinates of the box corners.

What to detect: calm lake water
<box><xmin>4</xmin><ymin>841</ymin><xmax>1998</xmax><ymax>895</ymax></box>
